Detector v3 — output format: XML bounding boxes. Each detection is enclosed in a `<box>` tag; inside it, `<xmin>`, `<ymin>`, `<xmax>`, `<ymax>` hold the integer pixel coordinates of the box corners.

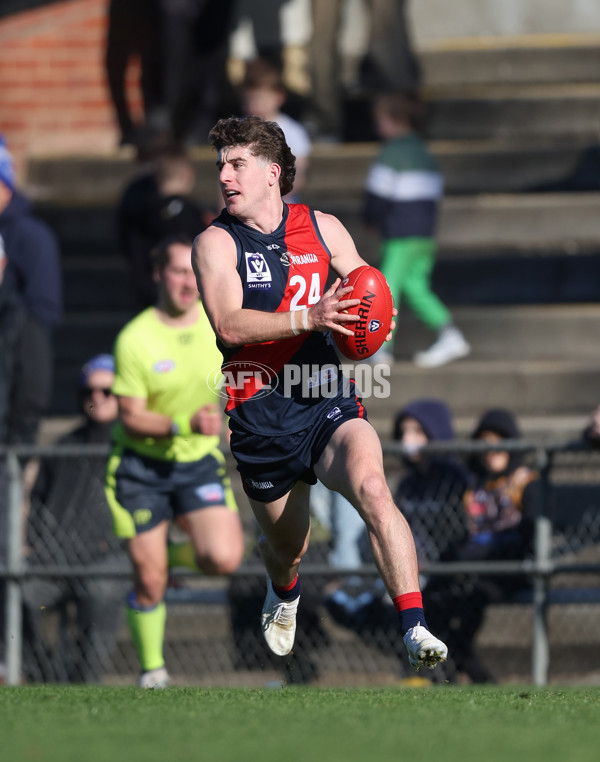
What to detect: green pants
<box><xmin>380</xmin><ymin>237</ymin><xmax>451</xmax><ymax>333</ymax></box>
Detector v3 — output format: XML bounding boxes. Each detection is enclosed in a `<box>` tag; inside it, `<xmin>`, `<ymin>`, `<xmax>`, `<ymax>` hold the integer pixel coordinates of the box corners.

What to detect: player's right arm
<box><xmin>192</xmin><ymin>226</ymin><xmax>359</xmax><ymax>347</ymax></box>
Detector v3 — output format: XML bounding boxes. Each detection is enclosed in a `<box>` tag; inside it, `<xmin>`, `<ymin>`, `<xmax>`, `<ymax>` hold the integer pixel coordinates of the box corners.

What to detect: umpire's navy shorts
<box><xmin>106</xmin><ymin>446</ymin><xmax>237</xmax><ymax>538</ymax></box>
<box><xmin>230</xmin><ymin>396</ymin><xmax>368</xmax><ymax>503</ymax></box>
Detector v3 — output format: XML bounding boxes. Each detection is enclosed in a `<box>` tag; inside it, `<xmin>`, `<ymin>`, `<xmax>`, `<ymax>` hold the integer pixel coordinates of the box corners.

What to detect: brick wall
<box><xmin>0</xmin><ymin>0</ymin><xmax>141</xmax><ymax>179</ymax></box>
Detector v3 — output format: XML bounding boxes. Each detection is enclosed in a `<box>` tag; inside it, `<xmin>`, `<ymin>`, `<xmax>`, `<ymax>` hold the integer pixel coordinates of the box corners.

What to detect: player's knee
<box><xmin>278</xmin><ymin>538</ymin><xmax>308</xmax><ymax>568</ymax></box>
<box><xmin>135</xmin><ymin>569</ymin><xmax>167</xmax><ymax>605</ymax></box>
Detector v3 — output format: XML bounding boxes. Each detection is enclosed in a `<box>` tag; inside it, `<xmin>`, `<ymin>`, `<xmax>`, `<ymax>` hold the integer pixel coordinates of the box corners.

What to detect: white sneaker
<box><xmin>413</xmin><ymin>327</ymin><xmax>470</xmax><ymax>369</ymax></box>
<box><xmin>138</xmin><ymin>666</ymin><xmax>170</xmax><ymax>689</ymax></box>
<box><xmin>261</xmin><ymin>579</ymin><xmax>300</xmax><ymax>656</ymax></box>
<box><xmin>403</xmin><ymin>625</ymin><xmax>448</xmax><ymax>671</ymax></box>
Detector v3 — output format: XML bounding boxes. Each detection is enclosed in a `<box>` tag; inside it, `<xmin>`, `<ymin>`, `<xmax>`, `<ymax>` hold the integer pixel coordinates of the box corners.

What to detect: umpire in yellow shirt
<box><xmin>105</xmin><ymin>233</ymin><xmax>244</xmax><ymax>688</ymax></box>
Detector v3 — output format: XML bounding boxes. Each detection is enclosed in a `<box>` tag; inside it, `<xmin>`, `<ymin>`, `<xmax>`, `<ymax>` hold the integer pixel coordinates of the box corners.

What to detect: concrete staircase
<box><xmin>26</xmin><ymin>40</ymin><xmax>600</xmax><ymax>439</ymax></box>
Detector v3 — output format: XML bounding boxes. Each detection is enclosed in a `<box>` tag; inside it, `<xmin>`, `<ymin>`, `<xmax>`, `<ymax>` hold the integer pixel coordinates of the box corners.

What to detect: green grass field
<box><xmin>1</xmin><ymin>685</ymin><xmax>599</xmax><ymax>762</ymax></box>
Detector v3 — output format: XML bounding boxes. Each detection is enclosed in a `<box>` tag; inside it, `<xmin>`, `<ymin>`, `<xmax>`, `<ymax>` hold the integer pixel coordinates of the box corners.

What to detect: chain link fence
<box><xmin>2</xmin><ymin>440</ymin><xmax>600</xmax><ymax>687</ymax></box>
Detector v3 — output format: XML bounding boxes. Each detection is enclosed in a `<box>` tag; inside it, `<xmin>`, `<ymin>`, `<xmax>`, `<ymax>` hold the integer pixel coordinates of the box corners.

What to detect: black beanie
<box><xmin>472</xmin><ymin>408</ymin><xmax>520</xmax><ymax>440</ymax></box>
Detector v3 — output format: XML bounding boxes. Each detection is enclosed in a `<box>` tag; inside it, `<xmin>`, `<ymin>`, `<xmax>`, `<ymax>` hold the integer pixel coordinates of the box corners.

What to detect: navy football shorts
<box><xmin>106</xmin><ymin>446</ymin><xmax>237</xmax><ymax>538</ymax></box>
<box><xmin>229</xmin><ymin>396</ymin><xmax>368</xmax><ymax>503</ymax></box>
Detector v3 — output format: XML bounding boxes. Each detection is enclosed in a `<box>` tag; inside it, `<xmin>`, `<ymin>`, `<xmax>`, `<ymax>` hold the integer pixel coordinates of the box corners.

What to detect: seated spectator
<box><xmin>462</xmin><ymin>408</ymin><xmax>537</xmax><ymax>561</ymax></box>
<box><xmin>423</xmin><ymin>407</ymin><xmax>540</xmax><ymax>683</ymax></box>
<box><xmin>391</xmin><ymin>399</ymin><xmax>471</xmax><ymax>564</ymax></box>
<box><xmin>21</xmin><ymin>354</ymin><xmax>127</xmax><ymax>684</ymax></box>
<box><xmin>239</xmin><ymin>57</ymin><xmax>311</xmax><ymax>203</ymax></box>
<box><xmin>117</xmin><ymin>143</ymin><xmax>213</xmax><ymax>308</ymax></box>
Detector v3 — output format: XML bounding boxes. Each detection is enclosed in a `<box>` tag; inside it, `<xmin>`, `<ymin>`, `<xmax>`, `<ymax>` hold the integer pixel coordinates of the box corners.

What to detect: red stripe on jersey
<box><xmin>277</xmin><ymin>204</ymin><xmax>330</xmax><ymax>314</ymax></box>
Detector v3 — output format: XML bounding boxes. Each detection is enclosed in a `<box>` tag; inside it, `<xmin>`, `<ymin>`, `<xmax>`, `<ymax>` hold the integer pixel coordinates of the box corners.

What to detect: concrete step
<box><xmin>41</xmin><ymin>190</ymin><xmax>600</xmax><ymax>253</ymax></box>
<box><xmin>54</xmin><ymin>311</ymin><xmax>132</xmax><ymax>363</ymax></box>
<box><xmin>50</xmin><ymin>357</ymin><xmax>599</xmax><ymax>420</ymax></box>
<box><xmin>420</xmin><ymin>42</ymin><xmax>600</xmax><ymax>88</ymax></box>
<box><xmin>393</xmin><ymin>304</ymin><xmax>600</xmax><ymax>361</ymax></box>
<box><xmin>58</xmin><ymin>243</ymin><xmax>600</xmax><ymax>315</ymax></box>
<box><xmin>361</xmin><ymin>359</ymin><xmax>600</xmax><ymax>419</ymax></box>
<box><xmin>61</xmin><ymin>257</ymin><xmax>131</xmax><ymax>311</ymax></box>
<box><xmin>304</xmin><ymin>140</ymin><xmax>597</xmax><ymax>197</ymax></box>
<box><xmin>51</xmin><ymin>305</ymin><xmax>600</xmax><ymax>418</ymax></box>
<box><xmin>49</xmin><ymin>351</ymin><xmax>598</xmax><ymax>424</ymax></box>
<box><xmin>424</xmin><ymin>83</ymin><xmax>600</xmax><ymax>142</ymax></box>
<box><xmin>437</xmin><ymin>193</ymin><xmax>600</xmax><ymax>250</ymax></box>
<box><xmin>55</xmin><ymin>303</ymin><xmax>600</xmax><ymax>369</ymax></box>
<box><xmin>26</xmin><ymin>138</ymin><xmax>598</xmax><ymax>201</ymax></box>
<box><xmin>54</xmin><ymin>221</ymin><xmax>600</xmax><ymax>315</ymax></box>
<box><xmin>343</xmin><ymin>84</ymin><xmax>600</xmax><ymax>142</ymax></box>
<box><xmin>431</xmin><ymin>250</ymin><xmax>600</xmax><ymax>306</ymax></box>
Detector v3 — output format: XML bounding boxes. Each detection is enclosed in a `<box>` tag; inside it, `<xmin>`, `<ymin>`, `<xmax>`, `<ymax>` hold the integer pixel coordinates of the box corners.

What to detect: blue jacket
<box><xmin>0</xmin><ymin>190</ymin><xmax>62</xmax><ymax>327</ymax></box>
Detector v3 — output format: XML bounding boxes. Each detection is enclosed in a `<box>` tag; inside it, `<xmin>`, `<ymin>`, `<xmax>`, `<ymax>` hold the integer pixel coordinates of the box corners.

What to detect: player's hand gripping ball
<box><xmin>333</xmin><ymin>265</ymin><xmax>394</xmax><ymax>360</ymax></box>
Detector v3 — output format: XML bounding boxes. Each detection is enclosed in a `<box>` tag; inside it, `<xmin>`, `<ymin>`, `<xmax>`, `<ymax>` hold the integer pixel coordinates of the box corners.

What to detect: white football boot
<box><xmin>403</xmin><ymin>625</ymin><xmax>448</xmax><ymax>671</ymax></box>
<box><xmin>261</xmin><ymin>578</ymin><xmax>300</xmax><ymax>656</ymax></box>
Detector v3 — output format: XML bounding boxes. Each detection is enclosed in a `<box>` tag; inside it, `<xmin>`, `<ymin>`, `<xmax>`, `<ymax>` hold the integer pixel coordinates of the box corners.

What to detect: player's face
<box><xmin>159</xmin><ymin>243</ymin><xmax>199</xmax><ymax>315</ymax></box>
<box><xmin>217</xmin><ymin>145</ymin><xmax>276</xmax><ymax>216</ymax></box>
<box><xmin>82</xmin><ymin>369</ymin><xmax>118</xmax><ymax>423</ymax></box>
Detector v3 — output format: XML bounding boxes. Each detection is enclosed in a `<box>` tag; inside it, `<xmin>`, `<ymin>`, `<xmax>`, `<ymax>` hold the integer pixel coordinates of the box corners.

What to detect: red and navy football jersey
<box><xmin>211</xmin><ymin>203</ymin><xmax>363</xmax><ymax>435</ymax></box>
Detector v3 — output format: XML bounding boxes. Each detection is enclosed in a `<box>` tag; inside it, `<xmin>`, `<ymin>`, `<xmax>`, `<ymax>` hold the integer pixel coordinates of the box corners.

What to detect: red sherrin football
<box><xmin>333</xmin><ymin>265</ymin><xmax>394</xmax><ymax>360</ymax></box>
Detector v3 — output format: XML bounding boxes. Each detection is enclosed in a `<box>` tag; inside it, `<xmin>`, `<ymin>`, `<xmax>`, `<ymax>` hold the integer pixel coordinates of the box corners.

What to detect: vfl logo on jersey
<box><xmin>368</xmin><ymin>319</ymin><xmax>381</xmax><ymax>332</ymax></box>
<box><xmin>245</xmin><ymin>251</ymin><xmax>272</xmax><ymax>289</ymax></box>
<box><xmin>153</xmin><ymin>359</ymin><xmax>176</xmax><ymax>373</ymax></box>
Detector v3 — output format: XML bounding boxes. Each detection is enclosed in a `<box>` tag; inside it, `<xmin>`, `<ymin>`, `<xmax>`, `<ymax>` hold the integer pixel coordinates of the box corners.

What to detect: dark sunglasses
<box><xmin>82</xmin><ymin>386</ymin><xmax>113</xmax><ymax>397</ymax></box>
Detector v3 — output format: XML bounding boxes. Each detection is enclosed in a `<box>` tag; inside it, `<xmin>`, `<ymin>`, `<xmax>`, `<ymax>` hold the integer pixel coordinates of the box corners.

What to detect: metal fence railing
<box><xmin>2</xmin><ymin>440</ymin><xmax>600</xmax><ymax>687</ymax></box>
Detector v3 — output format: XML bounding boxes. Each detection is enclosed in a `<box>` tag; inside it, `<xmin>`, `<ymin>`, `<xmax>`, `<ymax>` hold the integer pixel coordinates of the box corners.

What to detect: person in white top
<box><xmin>239</xmin><ymin>57</ymin><xmax>311</xmax><ymax>203</ymax></box>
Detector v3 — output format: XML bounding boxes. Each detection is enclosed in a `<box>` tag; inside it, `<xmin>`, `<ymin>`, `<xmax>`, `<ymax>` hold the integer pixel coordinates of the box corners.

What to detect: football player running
<box><xmin>192</xmin><ymin>116</ymin><xmax>447</xmax><ymax>671</ymax></box>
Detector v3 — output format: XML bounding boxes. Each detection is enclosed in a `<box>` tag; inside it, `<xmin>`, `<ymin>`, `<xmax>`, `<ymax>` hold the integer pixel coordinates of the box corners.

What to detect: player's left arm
<box><xmin>314</xmin><ymin>210</ymin><xmax>368</xmax><ymax>278</ymax></box>
<box><xmin>315</xmin><ymin>210</ymin><xmax>397</xmax><ymax>339</ymax></box>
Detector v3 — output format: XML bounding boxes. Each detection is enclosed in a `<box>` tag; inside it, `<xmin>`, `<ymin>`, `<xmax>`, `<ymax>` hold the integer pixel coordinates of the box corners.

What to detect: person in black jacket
<box><xmin>22</xmin><ymin>355</ymin><xmax>127</xmax><ymax>684</ymax></box>
<box><xmin>0</xmin><ymin>135</ymin><xmax>62</xmax><ymax>447</ymax></box>
<box><xmin>116</xmin><ymin>144</ymin><xmax>213</xmax><ymax>308</ymax></box>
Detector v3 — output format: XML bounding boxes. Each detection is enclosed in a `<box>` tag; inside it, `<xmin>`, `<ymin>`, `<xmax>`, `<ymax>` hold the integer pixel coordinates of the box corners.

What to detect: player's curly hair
<box><xmin>208</xmin><ymin>115</ymin><xmax>296</xmax><ymax>198</ymax></box>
